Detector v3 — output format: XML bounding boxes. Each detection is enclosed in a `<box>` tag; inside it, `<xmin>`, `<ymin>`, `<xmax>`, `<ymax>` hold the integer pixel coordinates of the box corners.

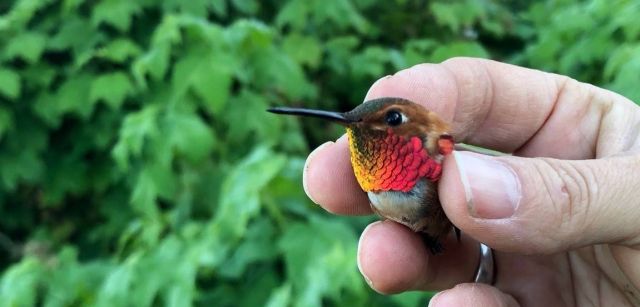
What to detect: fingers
<box><xmin>305</xmin><ymin>57</ymin><xmax>640</xmax><ymax>215</ymax></box>
<box><xmin>356</xmin><ymin>219</ymin><xmax>580</xmax><ymax>299</ymax></box>
<box><xmin>357</xmin><ymin>220</ymin><xmax>479</xmax><ymax>293</ymax></box>
<box><xmin>429</xmin><ymin>284</ymin><xmax>519</xmax><ymax>307</ymax></box>
<box><xmin>366</xmin><ymin>58</ymin><xmax>558</xmax><ymax>153</ymax></box>
<box><xmin>367</xmin><ymin>57</ymin><xmax>640</xmax><ymax>157</ymax></box>
<box><xmin>303</xmin><ymin>136</ymin><xmax>371</xmax><ymax>215</ymax></box>
<box><xmin>439</xmin><ymin>150</ymin><xmax>640</xmax><ymax>253</ymax></box>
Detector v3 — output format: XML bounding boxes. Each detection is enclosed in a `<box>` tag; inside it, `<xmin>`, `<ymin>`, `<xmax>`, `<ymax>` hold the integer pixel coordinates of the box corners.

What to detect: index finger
<box><xmin>304</xmin><ymin>57</ymin><xmax>638</xmax><ymax>215</ymax></box>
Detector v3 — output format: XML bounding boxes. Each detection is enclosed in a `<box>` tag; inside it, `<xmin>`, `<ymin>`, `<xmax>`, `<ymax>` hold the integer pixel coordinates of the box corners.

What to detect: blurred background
<box><xmin>0</xmin><ymin>0</ymin><xmax>639</xmax><ymax>306</ymax></box>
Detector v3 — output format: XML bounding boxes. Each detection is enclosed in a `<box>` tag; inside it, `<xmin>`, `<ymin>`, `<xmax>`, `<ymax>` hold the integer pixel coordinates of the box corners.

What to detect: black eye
<box><xmin>385</xmin><ymin>110</ymin><xmax>403</xmax><ymax>126</ymax></box>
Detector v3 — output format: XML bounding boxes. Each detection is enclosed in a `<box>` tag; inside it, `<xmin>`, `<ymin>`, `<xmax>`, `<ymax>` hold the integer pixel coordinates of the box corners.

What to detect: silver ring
<box><xmin>474</xmin><ymin>243</ymin><xmax>495</xmax><ymax>285</ymax></box>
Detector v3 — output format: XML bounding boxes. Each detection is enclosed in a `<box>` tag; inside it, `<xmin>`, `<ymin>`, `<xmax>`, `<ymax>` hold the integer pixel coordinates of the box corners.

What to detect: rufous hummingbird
<box><xmin>269</xmin><ymin>97</ymin><xmax>457</xmax><ymax>254</ymax></box>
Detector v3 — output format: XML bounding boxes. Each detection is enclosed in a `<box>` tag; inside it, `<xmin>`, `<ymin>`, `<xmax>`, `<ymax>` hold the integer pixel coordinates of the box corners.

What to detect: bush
<box><xmin>0</xmin><ymin>0</ymin><xmax>638</xmax><ymax>306</ymax></box>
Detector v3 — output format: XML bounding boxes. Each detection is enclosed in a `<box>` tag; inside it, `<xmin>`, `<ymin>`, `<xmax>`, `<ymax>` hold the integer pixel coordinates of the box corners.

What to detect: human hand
<box><xmin>303</xmin><ymin>58</ymin><xmax>640</xmax><ymax>306</ymax></box>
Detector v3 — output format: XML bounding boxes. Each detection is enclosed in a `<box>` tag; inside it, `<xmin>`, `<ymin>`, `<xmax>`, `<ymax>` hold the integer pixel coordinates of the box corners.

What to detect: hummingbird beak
<box><xmin>267</xmin><ymin>107</ymin><xmax>359</xmax><ymax>125</ymax></box>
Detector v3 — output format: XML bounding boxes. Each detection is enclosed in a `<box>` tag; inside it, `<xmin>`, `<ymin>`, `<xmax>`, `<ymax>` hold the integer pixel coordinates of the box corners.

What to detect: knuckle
<box><xmin>615</xmin><ymin>154</ymin><xmax>640</xmax><ymax>246</ymax></box>
<box><xmin>540</xmin><ymin>159</ymin><xmax>599</xmax><ymax>246</ymax></box>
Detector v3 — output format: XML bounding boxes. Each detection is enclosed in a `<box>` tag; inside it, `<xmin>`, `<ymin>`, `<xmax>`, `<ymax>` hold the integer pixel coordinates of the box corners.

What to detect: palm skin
<box><xmin>303</xmin><ymin>58</ymin><xmax>640</xmax><ymax>306</ymax></box>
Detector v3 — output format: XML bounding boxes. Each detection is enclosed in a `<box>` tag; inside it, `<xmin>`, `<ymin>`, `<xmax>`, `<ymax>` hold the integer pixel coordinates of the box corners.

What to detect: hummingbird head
<box><xmin>268</xmin><ymin>97</ymin><xmax>453</xmax><ymax>193</ymax></box>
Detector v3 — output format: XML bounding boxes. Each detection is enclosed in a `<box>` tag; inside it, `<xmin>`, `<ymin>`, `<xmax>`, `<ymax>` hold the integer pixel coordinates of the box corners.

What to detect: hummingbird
<box><xmin>269</xmin><ymin>97</ymin><xmax>457</xmax><ymax>254</ymax></box>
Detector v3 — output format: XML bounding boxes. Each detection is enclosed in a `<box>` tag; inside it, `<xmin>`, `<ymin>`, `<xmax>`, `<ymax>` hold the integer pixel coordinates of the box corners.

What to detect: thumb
<box><xmin>439</xmin><ymin>151</ymin><xmax>640</xmax><ymax>253</ymax></box>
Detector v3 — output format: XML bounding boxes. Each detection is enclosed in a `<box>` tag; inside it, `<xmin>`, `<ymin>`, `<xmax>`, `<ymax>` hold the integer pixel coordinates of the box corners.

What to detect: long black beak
<box><xmin>267</xmin><ymin>107</ymin><xmax>359</xmax><ymax>124</ymax></box>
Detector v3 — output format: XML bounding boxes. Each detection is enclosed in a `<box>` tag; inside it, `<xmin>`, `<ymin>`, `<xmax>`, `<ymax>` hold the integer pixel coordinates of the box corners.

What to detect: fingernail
<box><xmin>427</xmin><ymin>290</ymin><xmax>448</xmax><ymax>307</ymax></box>
<box><xmin>454</xmin><ymin>151</ymin><xmax>521</xmax><ymax>219</ymax></box>
<box><xmin>303</xmin><ymin>141</ymin><xmax>334</xmax><ymax>204</ymax></box>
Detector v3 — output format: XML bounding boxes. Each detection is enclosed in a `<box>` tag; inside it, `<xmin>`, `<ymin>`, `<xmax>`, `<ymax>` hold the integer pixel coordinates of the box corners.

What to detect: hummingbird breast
<box><xmin>368</xmin><ymin>178</ymin><xmax>450</xmax><ymax>237</ymax></box>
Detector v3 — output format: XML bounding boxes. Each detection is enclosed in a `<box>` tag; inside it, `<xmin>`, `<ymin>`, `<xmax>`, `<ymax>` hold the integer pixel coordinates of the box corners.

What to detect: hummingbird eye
<box><xmin>385</xmin><ymin>110</ymin><xmax>404</xmax><ymax>126</ymax></box>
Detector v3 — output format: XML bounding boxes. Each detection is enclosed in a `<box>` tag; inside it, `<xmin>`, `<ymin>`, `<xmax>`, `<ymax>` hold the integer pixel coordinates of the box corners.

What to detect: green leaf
<box><xmin>313</xmin><ymin>0</ymin><xmax>369</xmax><ymax>33</ymax></box>
<box><xmin>224</xmin><ymin>90</ymin><xmax>276</xmax><ymax>144</ymax></box>
<box><xmin>166</xmin><ymin>285</ymin><xmax>193</xmax><ymax>307</ymax></box>
<box><xmin>97</xmin><ymin>38</ymin><xmax>142</xmax><ymax>63</ymax></box>
<box><xmin>42</xmin><ymin>247</ymin><xmax>110</xmax><ymax>307</ymax></box>
<box><xmin>96</xmin><ymin>253</ymin><xmax>139</xmax><ymax>307</ymax></box>
<box><xmin>132</xmin><ymin>45</ymin><xmax>171</xmax><ymax>88</ymax></box>
<box><xmin>131</xmin><ymin>15</ymin><xmax>182</xmax><ymax>87</ymax></box>
<box><xmin>0</xmin><ymin>0</ymin><xmax>53</xmax><ymax>31</ymax></box>
<box><xmin>193</xmin><ymin>64</ymin><xmax>232</xmax><ymax>115</ymax></box>
<box><xmin>282</xmin><ymin>33</ymin><xmax>322</xmax><ymax>68</ymax></box>
<box><xmin>278</xmin><ymin>217</ymin><xmax>364</xmax><ymax>306</ymax></box>
<box><xmin>211</xmin><ymin>0</ymin><xmax>227</xmax><ymax>17</ymax></box>
<box><xmin>131</xmin><ymin>167</ymin><xmax>161</xmax><ymax>219</ymax></box>
<box><xmin>48</xmin><ymin>16</ymin><xmax>102</xmax><ymax>58</ymax></box>
<box><xmin>616</xmin><ymin>5</ymin><xmax>640</xmax><ymax>40</ymax></box>
<box><xmin>171</xmin><ymin>51</ymin><xmax>233</xmax><ymax>115</ymax></box>
<box><xmin>4</xmin><ymin>31</ymin><xmax>47</xmax><ymax>64</ymax></box>
<box><xmin>0</xmin><ymin>257</ymin><xmax>43</xmax><ymax>307</ymax></box>
<box><xmin>608</xmin><ymin>56</ymin><xmax>640</xmax><ymax>104</ymax></box>
<box><xmin>224</xmin><ymin>19</ymin><xmax>273</xmax><ymax>55</ymax></box>
<box><xmin>33</xmin><ymin>92</ymin><xmax>61</xmax><ymax>127</ymax></box>
<box><xmin>90</xmin><ymin>72</ymin><xmax>134</xmax><ymax>109</ymax></box>
<box><xmin>214</xmin><ymin>146</ymin><xmax>286</xmax><ymax>239</ymax></box>
<box><xmin>41</xmin><ymin>152</ymin><xmax>89</xmax><ymax>206</ymax></box>
<box><xmin>167</xmin><ymin>112</ymin><xmax>216</xmax><ymax>163</ymax></box>
<box><xmin>0</xmin><ymin>148</ymin><xmax>44</xmax><ymax>190</ymax></box>
<box><xmin>162</xmin><ymin>0</ymin><xmax>210</xmax><ymax>17</ymax></box>
<box><xmin>275</xmin><ymin>0</ymin><xmax>309</xmax><ymax>30</ymax></box>
<box><xmin>54</xmin><ymin>74</ymin><xmax>93</xmax><ymax>118</ymax></box>
<box><xmin>0</xmin><ymin>68</ymin><xmax>21</xmax><ymax>100</ymax></box>
<box><xmin>62</xmin><ymin>0</ymin><xmax>88</xmax><ymax>13</ymax></box>
<box><xmin>349</xmin><ymin>46</ymin><xmax>390</xmax><ymax>77</ymax></box>
<box><xmin>151</xmin><ymin>14</ymin><xmax>182</xmax><ymax>46</ymax></box>
<box><xmin>231</xmin><ymin>0</ymin><xmax>259</xmax><ymax>15</ymax></box>
<box><xmin>218</xmin><ymin>219</ymin><xmax>277</xmax><ymax>278</ymax></box>
<box><xmin>112</xmin><ymin>106</ymin><xmax>159</xmax><ymax>169</ymax></box>
<box><xmin>430</xmin><ymin>2</ymin><xmax>487</xmax><ymax>33</ymax></box>
<box><xmin>249</xmin><ymin>47</ymin><xmax>314</xmax><ymax>100</ymax></box>
<box><xmin>402</xmin><ymin>39</ymin><xmax>437</xmax><ymax>67</ymax></box>
<box><xmin>0</xmin><ymin>106</ymin><xmax>14</xmax><ymax>141</ymax></box>
<box><xmin>56</xmin><ymin>248</ymin><xmax>119</xmax><ymax>306</ymax></box>
<box><xmin>325</xmin><ymin>36</ymin><xmax>360</xmax><ymax>74</ymax></box>
<box><xmin>22</xmin><ymin>63</ymin><xmax>57</xmax><ymax>88</ymax></box>
<box><xmin>265</xmin><ymin>283</ymin><xmax>292</xmax><ymax>307</ymax></box>
<box><xmin>92</xmin><ymin>0</ymin><xmax>141</xmax><ymax>32</ymax></box>
<box><xmin>604</xmin><ymin>44</ymin><xmax>639</xmax><ymax>80</ymax></box>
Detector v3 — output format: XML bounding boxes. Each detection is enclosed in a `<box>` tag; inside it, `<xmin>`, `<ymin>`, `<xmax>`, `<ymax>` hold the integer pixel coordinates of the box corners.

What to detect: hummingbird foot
<box><xmin>454</xmin><ymin>226</ymin><xmax>461</xmax><ymax>243</ymax></box>
<box><xmin>420</xmin><ymin>232</ymin><xmax>443</xmax><ymax>255</ymax></box>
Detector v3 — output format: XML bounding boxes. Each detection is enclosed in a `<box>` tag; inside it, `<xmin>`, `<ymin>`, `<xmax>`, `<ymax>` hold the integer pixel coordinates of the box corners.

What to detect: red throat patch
<box><xmin>348</xmin><ymin>129</ymin><xmax>449</xmax><ymax>193</ymax></box>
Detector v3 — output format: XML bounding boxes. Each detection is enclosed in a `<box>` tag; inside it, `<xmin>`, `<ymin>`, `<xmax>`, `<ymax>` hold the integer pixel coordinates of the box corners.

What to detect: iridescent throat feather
<box><xmin>347</xmin><ymin>127</ymin><xmax>443</xmax><ymax>193</ymax></box>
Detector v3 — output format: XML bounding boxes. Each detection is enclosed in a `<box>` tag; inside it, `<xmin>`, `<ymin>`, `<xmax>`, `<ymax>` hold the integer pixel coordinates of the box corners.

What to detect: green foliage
<box><xmin>0</xmin><ymin>68</ymin><xmax>20</xmax><ymax>100</ymax></box>
<box><xmin>515</xmin><ymin>0</ymin><xmax>640</xmax><ymax>103</ymax></box>
<box><xmin>0</xmin><ymin>0</ymin><xmax>638</xmax><ymax>306</ymax></box>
